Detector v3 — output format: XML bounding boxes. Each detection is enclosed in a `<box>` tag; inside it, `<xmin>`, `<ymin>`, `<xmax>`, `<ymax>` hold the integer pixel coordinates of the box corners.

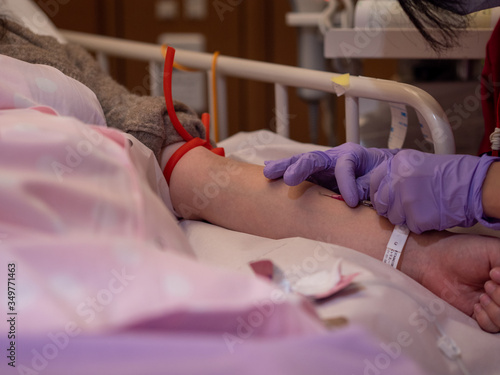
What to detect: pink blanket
<box><xmin>0</xmin><ymin>52</ymin><xmax>425</xmax><ymax>373</ymax></box>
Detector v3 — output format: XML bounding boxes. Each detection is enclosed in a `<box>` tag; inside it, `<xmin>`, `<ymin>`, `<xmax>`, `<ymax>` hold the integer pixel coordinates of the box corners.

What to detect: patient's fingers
<box><xmin>474</xmin><ymin>300</ymin><xmax>500</xmax><ymax>333</ymax></box>
<box><xmin>473</xmin><ymin>267</ymin><xmax>500</xmax><ymax>333</ymax></box>
<box><xmin>491</xmin><ymin>267</ymin><xmax>500</xmax><ymax>283</ymax></box>
<box><xmin>484</xmin><ymin>280</ymin><xmax>500</xmax><ymax>321</ymax></box>
<box><xmin>475</xmin><ymin>280</ymin><xmax>500</xmax><ymax>333</ymax></box>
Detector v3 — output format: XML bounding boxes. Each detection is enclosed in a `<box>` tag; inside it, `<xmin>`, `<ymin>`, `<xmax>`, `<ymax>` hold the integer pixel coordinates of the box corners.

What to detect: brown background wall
<box><xmin>42</xmin><ymin>0</ymin><xmax>397</xmax><ymax>145</ymax></box>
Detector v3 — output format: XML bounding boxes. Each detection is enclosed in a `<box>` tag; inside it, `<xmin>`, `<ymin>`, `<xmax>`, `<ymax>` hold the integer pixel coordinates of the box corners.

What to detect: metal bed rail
<box><xmin>61</xmin><ymin>30</ymin><xmax>455</xmax><ymax>154</ymax></box>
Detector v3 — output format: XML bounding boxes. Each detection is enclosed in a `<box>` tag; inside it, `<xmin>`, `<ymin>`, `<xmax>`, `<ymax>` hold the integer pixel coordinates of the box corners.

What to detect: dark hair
<box><xmin>397</xmin><ymin>0</ymin><xmax>470</xmax><ymax>51</ymax></box>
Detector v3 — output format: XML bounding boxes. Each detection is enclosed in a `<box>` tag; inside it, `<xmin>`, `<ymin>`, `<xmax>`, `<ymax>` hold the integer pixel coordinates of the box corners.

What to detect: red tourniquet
<box><xmin>162</xmin><ymin>46</ymin><xmax>224</xmax><ymax>185</ymax></box>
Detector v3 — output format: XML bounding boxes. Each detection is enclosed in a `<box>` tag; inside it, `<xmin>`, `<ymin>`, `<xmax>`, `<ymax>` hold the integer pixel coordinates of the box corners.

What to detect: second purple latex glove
<box><xmin>369</xmin><ymin>149</ymin><xmax>500</xmax><ymax>234</ymax></box>
<box><xmin>263</xmin><ymin>143</ymin><xmax>398</xmax><ymax>207</ymax></box>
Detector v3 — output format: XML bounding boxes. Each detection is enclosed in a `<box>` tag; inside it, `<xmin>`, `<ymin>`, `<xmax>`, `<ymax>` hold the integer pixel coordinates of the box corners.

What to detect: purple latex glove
<box><xmin>263</xmin><ymin>143</ymin><xmax>398</xmax><ymax>207</ymax></box>
<box><xmin>369</xmin><ymin>149</ymin><xmax>500</xmax><ymax>234</ymax></box>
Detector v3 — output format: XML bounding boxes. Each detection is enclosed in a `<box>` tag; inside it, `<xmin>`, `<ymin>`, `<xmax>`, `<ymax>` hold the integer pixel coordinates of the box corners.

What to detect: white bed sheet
<box><xmin>180</xmin><ymin>130</ymin><xmax>500</xmax><ymax>375</ymax></box>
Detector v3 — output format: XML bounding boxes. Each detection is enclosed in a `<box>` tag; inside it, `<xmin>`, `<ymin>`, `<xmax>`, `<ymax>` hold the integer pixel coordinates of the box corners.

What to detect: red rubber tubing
<box><xmin>163</xmin><ymin>46</ymin><xmax>194</xmax><ymax>142</ymax></box>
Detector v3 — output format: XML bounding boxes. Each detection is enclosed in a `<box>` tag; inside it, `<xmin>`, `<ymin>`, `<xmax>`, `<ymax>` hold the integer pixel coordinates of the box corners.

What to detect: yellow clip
<box><xmin>331</xmin><ymin>73</ymin><xmax>350</xmax><ymax>97</ymax></box>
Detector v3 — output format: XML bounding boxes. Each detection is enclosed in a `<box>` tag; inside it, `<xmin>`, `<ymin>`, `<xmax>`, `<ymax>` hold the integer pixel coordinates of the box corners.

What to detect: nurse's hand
<box><xmin>369</xmin><ymin>150</ymin><xmax>500</xmax><ymax>234</ymax></box>
<box><xmin>263</xmin><ymin>143</ymin><xmax>398</xmax><ymax>207</ymax></box>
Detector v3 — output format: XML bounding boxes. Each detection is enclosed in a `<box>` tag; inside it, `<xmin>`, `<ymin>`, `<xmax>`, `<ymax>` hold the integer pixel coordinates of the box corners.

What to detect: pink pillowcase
<box><xmin>0</xmin><ymin>54</ymin><xmax>106</xmax><ymax>126</ymax></box>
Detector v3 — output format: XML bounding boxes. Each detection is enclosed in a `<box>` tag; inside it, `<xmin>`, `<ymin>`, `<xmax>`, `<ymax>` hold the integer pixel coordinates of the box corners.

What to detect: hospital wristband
<box><xmin>383</xmin><ymin>224</ymin><xmax>410</xmax><ymax>269</ymax></box>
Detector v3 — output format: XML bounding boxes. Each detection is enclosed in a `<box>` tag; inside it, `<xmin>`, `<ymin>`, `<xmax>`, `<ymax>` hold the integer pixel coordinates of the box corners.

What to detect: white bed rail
<box><xmin>61</xmin><ymin>30</ymin><xmax>455</xmax><ymax>154</ymax></box>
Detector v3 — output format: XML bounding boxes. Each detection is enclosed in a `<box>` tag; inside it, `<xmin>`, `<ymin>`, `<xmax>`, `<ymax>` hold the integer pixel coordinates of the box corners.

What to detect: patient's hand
<box><xmin>407</xmin><ymin>233</ymin><xmax>500</xmax><ymax>333</ymax></box>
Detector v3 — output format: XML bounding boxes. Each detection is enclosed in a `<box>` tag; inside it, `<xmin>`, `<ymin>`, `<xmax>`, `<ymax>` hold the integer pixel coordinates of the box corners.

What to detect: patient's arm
<box><xmin>169</xmin><ymin>146</ymin><xmax>396</xmax><ymax>255</ymax></box>
<box><xmin>168</xmin><ymin>146</ymin><xmax>500</xmax><ymax>333</ymax></box>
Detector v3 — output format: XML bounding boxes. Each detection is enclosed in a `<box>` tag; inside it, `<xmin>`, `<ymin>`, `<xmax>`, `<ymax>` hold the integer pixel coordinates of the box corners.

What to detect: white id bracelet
<box><xmin>383</xmin><ymin>224</ymin><xmax>410</xmax><ymax>268</ymax></box>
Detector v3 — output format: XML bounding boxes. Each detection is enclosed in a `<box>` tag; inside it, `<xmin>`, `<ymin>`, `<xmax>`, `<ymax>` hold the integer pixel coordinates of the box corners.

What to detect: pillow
<box><xmin>0</xmin><ymin>54</ymin><xmax>107</xmax><ymax>126</ymax></box>
<box><xmin>0</xmin><ymin>0</ymin><xmax>67</xmax><ymax>43</ymax></box>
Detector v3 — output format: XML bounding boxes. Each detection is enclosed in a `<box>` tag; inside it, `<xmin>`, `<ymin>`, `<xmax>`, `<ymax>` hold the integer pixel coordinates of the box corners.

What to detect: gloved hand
<box><xmin>263</xmin><ymin>143</ymin><xmax>398</xmax><ymax>207</ymax></box>
<box><xmin>369</xmin><ymin>149</ymin><xmax>500</xmax><ymax>233</ymax></box>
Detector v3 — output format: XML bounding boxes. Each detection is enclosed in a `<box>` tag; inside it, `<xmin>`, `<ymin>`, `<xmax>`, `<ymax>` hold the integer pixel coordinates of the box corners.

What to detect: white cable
<box><xmin>361</xmin><ymin>279</ymin><xmax>471</xmax><ymax>375</ymax></box>
<box><xmin>339</xmin><ymin>0</ymin><xmax>355</xmax><ymax>28</ymax></box>
<box><xmin>489</xmin><ymin>127</ymin><xmax>500</xmax><ymax>151</ymax></box>
<box><xmin>318</xmin><ymin>0</ymin><xmax>354</xmax><ymax>34</ymax></box>
<box><xmin>318</xmin><ymin>0</ymin><xmax>338</xmax><ymax>34</ymax></box>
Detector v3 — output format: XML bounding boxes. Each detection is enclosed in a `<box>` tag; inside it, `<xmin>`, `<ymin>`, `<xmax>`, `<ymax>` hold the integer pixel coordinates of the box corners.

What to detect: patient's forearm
<box><xmin>168</xmin><ymin>147</ymin><xmax>425</xmax><ymax>279</ymax></box>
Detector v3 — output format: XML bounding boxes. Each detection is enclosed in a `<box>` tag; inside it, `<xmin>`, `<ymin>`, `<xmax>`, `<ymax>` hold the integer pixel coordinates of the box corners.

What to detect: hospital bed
<box><xmin>2</xmin><ymin>27</ymin><xmax>499</xmax><ymax>374</ymax></box>
<box><xmin>53</xmin><ymin>30</ymin><xmax>500</xmax><ymax>374</ymax></box>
